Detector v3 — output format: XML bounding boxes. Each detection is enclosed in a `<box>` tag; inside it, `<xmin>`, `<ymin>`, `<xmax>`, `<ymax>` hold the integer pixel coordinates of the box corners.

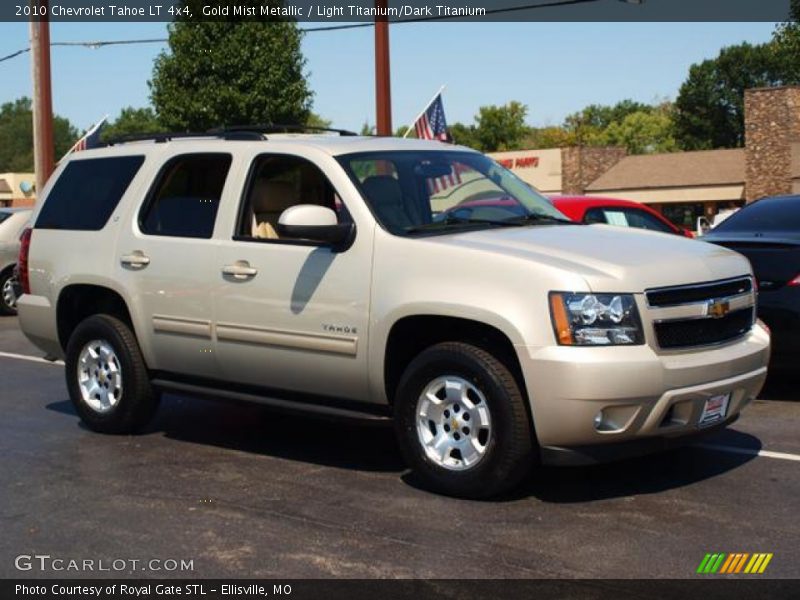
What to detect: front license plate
<box><xmin>699</xmin><ymin>393</ymin><xmax>730</xmax><ymax>428</ymax></box>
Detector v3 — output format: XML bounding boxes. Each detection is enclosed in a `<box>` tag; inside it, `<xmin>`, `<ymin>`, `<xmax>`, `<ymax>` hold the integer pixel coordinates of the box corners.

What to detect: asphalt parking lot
<box><xmin>0</xmin><ymin>315</ymin><xmax>798</xmax><ymax>579</ymax></box>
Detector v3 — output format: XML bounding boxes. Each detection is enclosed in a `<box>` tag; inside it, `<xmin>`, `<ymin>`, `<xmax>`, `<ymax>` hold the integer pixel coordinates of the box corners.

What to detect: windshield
<box><xmin>337</xmin><ymin>150</ymin><xmax>570</xmax><ymax>236</ymax></box>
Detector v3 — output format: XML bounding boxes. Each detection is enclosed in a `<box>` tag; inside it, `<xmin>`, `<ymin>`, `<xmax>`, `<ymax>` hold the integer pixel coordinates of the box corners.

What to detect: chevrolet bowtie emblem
<box><xmin>707</xmin><ymin>299</ymin><xmax>731</xmax><ymax>319</ymax></box>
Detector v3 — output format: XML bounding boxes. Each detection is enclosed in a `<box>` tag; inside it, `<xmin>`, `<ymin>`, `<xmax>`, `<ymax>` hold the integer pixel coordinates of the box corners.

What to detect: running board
<box><xmin>151</xmin><ymin>378</ymin><xmax>391</xmax><ymax>424</ymax></box>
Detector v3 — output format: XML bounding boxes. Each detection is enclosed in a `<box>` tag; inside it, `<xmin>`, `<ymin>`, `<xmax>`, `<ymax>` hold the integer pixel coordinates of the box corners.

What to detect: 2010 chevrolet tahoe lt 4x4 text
<box><xmin>16</xmin><ymin>129</ymin><xmax>770</xmax><ymax>498</ymax></box>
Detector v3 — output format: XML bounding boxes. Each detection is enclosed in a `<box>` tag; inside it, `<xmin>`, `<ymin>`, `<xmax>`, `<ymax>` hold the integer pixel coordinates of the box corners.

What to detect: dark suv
<box><xmin>703</xmin><ymin>195</ymin><xmax>800</xmax><ymax>367</ymax></box>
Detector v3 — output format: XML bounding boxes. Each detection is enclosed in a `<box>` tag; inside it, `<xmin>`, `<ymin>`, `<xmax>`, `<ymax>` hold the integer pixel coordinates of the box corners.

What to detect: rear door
<box><xmin>115</xmin><ymin>152</ymin><xmax>234</xmax><ymax>378</ymax></box>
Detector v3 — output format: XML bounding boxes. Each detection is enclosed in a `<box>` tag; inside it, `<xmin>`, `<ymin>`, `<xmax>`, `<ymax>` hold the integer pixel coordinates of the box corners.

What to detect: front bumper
<box><xmin>517</xmin><ymin>321</ymin><xmax>770</xmax><ymax>459</ymax></box>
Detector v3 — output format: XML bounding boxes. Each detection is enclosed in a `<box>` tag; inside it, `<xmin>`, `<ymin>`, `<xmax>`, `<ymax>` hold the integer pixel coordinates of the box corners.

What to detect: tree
<box><xmin>100</xmin><ymin>107</ymin><xmax>162</xmax><ymax>142</ymax></box>
<box><xmin>674</xmin><ymin>42</ymin><xmax>794</xmax><ymax>149</ymax></box>
<box><xmin>306</xmin><ymin>112</ymin><xmax>332</xmax><ymax>129</ymax></box>
<box><xmin>564</xmin><ymin>100</ymin><xmax>652</xmax><ymax>133</ymax></box>
<box><xmin>150</xmin><ymin>5</ymin><xmax>312</xmax><ymax>131</ymax></box>
<box><xmin>449</xmin><ymin>122</ymin><xmax>480</xmax><ymax>149</ymax></box>
<box><xmin>522</xmin><ymin>126</ymin><xmax>576</xmax><ymax>150</ymax></box>
<box><xmin>0</xmin><ymin>97</ymin><xmax>77</xmax><ymax>172</ymax></box>
<box><xmin>595</xmin><ymin>104</ymin><xmax>678</xmax><ymax>154</ymax></box>
<box><xmin>772</xmin><ymin>0</ymin><xmax>800</xmax><ymax>82</ymax></box>
<box><xmin>473</xmin><ymin>101</ymin><xmax>529</xmax><ymax>152</ymax></box>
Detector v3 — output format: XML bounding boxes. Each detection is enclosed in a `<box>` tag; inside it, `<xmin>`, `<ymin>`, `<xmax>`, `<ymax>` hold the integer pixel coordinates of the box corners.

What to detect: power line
<box><xmin>0</xmin><ymin>0</ymin><xmax>605</xmax><ymax>64</ymax></box>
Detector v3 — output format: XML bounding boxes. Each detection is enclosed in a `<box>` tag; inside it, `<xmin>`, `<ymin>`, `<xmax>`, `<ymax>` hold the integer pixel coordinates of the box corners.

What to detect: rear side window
<box><xmin>140</xmin><ymin>154</ymin><xmax>231</xmax><ymax>239</ymax></box>
<box><xmin>36</xmin><ymin>156</ymin><xmax>144</xmax><ymax>230</ymax></box>
<box><xmin>713</xmin><ymin>196</ymin><xmax>800</xmax><ymax>233</ymax></box>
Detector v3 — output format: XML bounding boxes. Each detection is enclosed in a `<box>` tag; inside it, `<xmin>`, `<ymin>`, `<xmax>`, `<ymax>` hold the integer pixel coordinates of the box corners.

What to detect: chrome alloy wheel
<box><xmin>415</xmin><ymin>376</ymin><xmax>492</xmax><ymax>471</ymax></box>
<box><xmin>1</xmin><ymin>276</ymin><xmax>17</xmax><ymax>310</ymax></box>
<box><xmin>77</xmin><ymin>340</ymin><xmax>123</xmax><ymax>413</ymax></box>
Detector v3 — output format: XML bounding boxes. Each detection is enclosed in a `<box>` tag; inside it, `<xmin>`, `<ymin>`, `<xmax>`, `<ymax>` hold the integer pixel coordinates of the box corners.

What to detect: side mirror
<box><xmin>277</xmin><ymin>205</ymin><xmax>354</xmax><ymax>248</ymax></box>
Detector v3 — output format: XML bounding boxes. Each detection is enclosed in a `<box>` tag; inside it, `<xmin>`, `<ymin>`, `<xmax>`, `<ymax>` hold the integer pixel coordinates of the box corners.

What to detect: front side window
<box><xmin>236</xmin><ymin>154</ymin><xmax>350</xmax><ymax>241</ymax></box>
<box><xmin>337</xmin><ymin>150</ymin><xmax>569</xmax><ymax>236</ymax></box>
<box><xmin>140</xmin><ymin>154</ymin><xmax>231</xmax><ymax>239</ymax></box>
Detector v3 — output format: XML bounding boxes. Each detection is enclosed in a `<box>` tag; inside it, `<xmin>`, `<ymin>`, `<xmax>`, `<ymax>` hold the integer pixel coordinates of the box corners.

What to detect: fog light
<box><xmin>593</xmin><ymin>410</ymin><xmax>604</xmax><ymax>430</ymax></box>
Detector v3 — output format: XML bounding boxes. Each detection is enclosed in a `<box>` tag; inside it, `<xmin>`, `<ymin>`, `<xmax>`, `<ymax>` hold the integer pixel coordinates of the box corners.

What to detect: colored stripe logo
<box><xmin>697</xmin><ymin>553</ymin><xmax>773</xmax><ymax>574</ymax></box>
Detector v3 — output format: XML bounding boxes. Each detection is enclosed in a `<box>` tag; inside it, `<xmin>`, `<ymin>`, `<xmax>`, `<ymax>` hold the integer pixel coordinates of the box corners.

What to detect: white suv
<box><xmin>17</xmin><ymin>128</ymin><xmax>770</xmax><ymax>498</ymax></box>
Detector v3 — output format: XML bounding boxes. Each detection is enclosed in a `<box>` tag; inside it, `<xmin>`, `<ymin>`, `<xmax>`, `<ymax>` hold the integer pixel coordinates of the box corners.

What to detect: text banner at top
<box><xmin>7</xmin><ymin>0</ymin><xmax>794</xmax><ymax>23</ymax></box>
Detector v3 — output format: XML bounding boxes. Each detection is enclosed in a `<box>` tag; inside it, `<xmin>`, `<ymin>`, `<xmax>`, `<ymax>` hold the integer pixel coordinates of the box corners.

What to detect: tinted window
<box><xmin>712</xmin><ymin>196</ymin><xmax>800</xmax><ymax>233</ymax></box>
<box><xmin>0</xmin><ymin>212</ymin><xmax>10</xmax><ymax>225</ymax></box>
<box><xmin>140</xmin><ymin>154</ymin><xmax>231</xmax><ymax>239</ymax></box>
<box><xmin>36</xmin><ymin>156</ymin><xmax>144</xmax><ymax>230</ymax></box>
<box><xmin>237</xmin><ymin>154</ymin><xmax>349</xmax><ymax>241</ymax></box>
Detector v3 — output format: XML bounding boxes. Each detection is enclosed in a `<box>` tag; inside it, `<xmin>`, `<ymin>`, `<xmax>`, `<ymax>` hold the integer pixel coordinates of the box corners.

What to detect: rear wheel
<box><xmin>65</xmin><ymin>314</ymin><xmax>159</xmax><ymax>433</ymax></box>
<box><xmin>394</xmin><ymin>342</ymin><xmax>534</xmax><ymax>499</ymax></box>
<box><xmin>0</xmin><ymin>270</ymin><xmax>18</xmax><ymax>316</ymax></box>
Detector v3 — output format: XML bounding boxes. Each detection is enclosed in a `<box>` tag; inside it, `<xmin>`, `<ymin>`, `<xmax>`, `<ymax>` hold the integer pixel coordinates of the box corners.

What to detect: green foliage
<box><xmin>474</xmin><ymin>101</ymin><xmax>529</xmax><ymax>152</ymax></box>
<box><xmin>564</xmin><ymin>100</ymin><xmax>653</xmax><ymax>133</ymax></box>
<box><xmin>0</xmin><ymin>97</ymin><xmax>77</xmax><ymax>172</ymax></box>
<box><xmin>594</xmin><ymin>105</ymin><xmax>678</xmax><ymax>154</ymax></box>
<box><xmin>359</xmin><ymin>121</ymin><xmax>375</xmax><ymax>136</ymax></box>
<box><xmin>100</xmin><ymin>107</ymin><xmax>162</xmax><ymax>142</ymax></box>
<box><xmin>773</xmin><ymin>0</ymin><xmax>800</xmax><ymax>82</ymax></box>
<box><xmin>306</xmin><ymin>112</ymin><xmax>332</xmax><ymax>129</ymax></box>
<box><xmin>449</xmin><ymin>122</ymin><xmax>480</xmax><ymax>149</ymax></box>
<box><xmin>149</xmin><ymin>12</ymin><xmax>312</xmax><ymax>131</ymax></box>
<box><xmin>522</xmin><ymin>126</ymin><xmax>576</xmax><ymax>150</ymax></box>
<box><xmin>674</xmin><ymin>42</ymin><xmax>795</xmax><ymax>149</ymax></box>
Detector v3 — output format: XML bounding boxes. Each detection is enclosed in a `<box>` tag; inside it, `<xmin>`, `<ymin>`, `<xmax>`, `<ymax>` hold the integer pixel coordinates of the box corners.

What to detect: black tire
<box><xmin>0</xmin><ymin>269</ymin><xmax>18</xmax><ymax>316</ymax></box>
<box><xmin>65</xmin><ymin>314</ymin><xmax>159</xmax><ymax>434</ymax></box>
<box><xmin>394</xmin><ymin>342</ymin><xmax>534</xmax><ymax>499</ymax></box>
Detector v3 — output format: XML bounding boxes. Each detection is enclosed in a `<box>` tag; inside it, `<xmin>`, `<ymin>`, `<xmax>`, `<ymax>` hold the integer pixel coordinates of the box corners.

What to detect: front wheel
<box><xmin>65</xmin><ymin>314</ymin><xmax>159</xmax><ymax>434</ymax></box>
<box><xmin>394</xmin><ymin>342</ymin><xmax>534</xmax><ymax>499</ymax></box>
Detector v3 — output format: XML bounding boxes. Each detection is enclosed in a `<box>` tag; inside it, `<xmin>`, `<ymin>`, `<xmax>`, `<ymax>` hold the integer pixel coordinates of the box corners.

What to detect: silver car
<box><xmin>0</xmin><ymin>207</ymin><xmax>32</xmax><ymax>315</ymax></box>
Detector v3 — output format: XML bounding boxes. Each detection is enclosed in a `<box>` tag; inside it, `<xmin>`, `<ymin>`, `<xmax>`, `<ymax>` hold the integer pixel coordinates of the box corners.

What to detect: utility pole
<box><xmin>374</xmin><ymin>0</ymin><xmax>392</xmax><ymax>136</ymax></box>
<box><xmin>30</xmin><ymin>0</ymin><xmax>54</xmax><ymax>195</ymax></box>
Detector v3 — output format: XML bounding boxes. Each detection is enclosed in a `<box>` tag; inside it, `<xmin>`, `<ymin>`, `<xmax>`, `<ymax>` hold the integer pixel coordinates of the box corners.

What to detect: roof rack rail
<box><xmin>104</xmin><ymin>123</ymin><xmax>358</xmax><ymax>146</ymax></box>
<box><xmin>104</xmin><ymin>131</ymin><xmax>222</xmax><ymax>146</ymax></box>
<box><xmin>208</xmin><ymin>124</ymin><xmax>359</xmax><ymax>136</ymax></box>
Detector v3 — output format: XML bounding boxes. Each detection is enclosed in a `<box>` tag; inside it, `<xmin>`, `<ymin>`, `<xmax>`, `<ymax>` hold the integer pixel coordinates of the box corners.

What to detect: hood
<box><xmin>424</xmin><ymin>224</ymin><xmax>751</xmax><ymax>292</ymax></box>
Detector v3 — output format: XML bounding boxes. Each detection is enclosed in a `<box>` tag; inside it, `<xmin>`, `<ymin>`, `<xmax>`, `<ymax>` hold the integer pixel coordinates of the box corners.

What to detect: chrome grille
<box><xmin>645</xmin><ymin>277</ymin><xmax>755</xmax><ymax>350</ymax></box>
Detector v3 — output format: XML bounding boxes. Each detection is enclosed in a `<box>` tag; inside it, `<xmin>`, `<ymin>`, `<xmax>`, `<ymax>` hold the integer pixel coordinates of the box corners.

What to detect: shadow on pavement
<box><xmin>47</xmin><ymin>393</ymin><xmax>762</xmax><ymax>502</ymax></box>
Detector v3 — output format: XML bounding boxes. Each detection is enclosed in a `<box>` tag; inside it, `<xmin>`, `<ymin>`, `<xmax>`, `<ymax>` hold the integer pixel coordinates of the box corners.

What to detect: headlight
<box><xmin>549</xmin><ymin>292</ymin><xmax>644</xmax><ymax>346</ymax></box>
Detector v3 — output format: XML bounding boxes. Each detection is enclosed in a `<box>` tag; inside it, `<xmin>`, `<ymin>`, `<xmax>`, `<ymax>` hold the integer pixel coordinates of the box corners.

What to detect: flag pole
<box><xmin>402</xmin><ymin>84</ymin><xmax>446</xmax><ymax>138</ymax></box>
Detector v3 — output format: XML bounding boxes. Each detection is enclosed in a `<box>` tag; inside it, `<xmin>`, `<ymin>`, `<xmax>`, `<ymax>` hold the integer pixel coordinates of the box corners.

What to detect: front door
<box><xmin>213</xmin><ymin>153</ymin><xmax>372</xmax><ymax>402</ymax></box>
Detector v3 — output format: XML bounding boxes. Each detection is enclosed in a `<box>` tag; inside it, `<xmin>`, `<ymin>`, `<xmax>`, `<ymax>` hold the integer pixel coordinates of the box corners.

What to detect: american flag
<box><xmin>427</xmin><ymin>164</ymin><xmax>463</xmax><ymax>195</ymax></box>
<box><xmin>64</xmin><ymin>117</ymin><xmax>107</xmax><ymax>158</ymax></box>
<box><xmin>413</xmin><ymin>94</ymin><xmax>451</xmax><ymax>142</ymax></box>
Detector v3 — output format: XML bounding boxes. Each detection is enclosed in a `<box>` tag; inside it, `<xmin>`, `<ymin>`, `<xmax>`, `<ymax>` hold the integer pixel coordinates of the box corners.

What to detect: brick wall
<box><xmin>561</xmin><ymin>146</ymin><xmax>626</xmax><ymax>195</ymax></box>
<box><xmin>744</xmin><ymin>86</ymin><xmax>800</xmax><ymax>202</ymax></box>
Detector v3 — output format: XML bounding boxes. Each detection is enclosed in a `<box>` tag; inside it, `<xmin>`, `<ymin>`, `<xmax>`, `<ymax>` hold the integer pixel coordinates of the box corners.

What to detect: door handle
<box><xmin>120</xmin><ymin>251</ymin><xmax>150</xmax><ymax>269</ymax></box>
<box><xmin>222</xmin><ymin>261</ymin><xmax>258</xmax><ymax>280</ymax></box>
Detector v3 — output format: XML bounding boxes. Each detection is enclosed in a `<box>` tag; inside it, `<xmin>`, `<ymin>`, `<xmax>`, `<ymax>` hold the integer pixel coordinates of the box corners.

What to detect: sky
<box><xmin>0</xmin><ymin>21</ymin><xmax>778</xmax><ymax>133</ymax></box>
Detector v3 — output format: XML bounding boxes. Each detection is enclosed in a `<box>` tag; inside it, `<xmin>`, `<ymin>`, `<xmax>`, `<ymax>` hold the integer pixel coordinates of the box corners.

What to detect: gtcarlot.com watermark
<box><xmin>14</xmin><ymin>554</ymin><xmax>194</xmax><ymax>573</ymax></box>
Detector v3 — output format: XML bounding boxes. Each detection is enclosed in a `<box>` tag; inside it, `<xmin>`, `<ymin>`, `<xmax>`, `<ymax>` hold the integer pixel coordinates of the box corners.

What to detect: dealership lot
<box><xmin>0</xmin><ymin>316</ymin><xmax>798</xmax><ymax>579</ymax></box>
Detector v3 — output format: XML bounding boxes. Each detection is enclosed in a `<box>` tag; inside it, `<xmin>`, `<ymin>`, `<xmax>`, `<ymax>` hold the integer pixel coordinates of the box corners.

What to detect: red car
<box><xmin>550</xmin><ymin>195</ymin><xmax>693</xmax><ymax>238</ymax></box>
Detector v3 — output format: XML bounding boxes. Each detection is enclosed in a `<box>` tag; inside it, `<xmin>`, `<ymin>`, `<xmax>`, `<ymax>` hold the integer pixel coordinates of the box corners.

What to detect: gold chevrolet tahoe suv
<box><xmin>16</xmin><ymin>128</ymin><xmax>770</xmax><ymax>498</ymax></box>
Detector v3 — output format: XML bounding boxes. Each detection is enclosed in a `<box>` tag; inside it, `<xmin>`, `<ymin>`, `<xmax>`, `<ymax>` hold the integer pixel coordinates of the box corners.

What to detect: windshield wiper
<box><xmin>406</xmin><ymin>215</ymin><xmax>525</xmax><ymax>233</ymax></box>
<box><xmin>504</xmin><ymin>213</ymin><xmax>577</xmax><ymax>225</ymax></box>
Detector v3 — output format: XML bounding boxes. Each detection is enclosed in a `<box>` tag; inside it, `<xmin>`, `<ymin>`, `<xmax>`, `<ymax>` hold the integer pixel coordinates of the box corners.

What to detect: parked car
<box><xmin>16</xmin><ymin>129</ymin><xmax>769</xmax><ymax>498</ymax></box>
<box><xmin>0</xmin><ymin>207</ymin><xmax>32</xmax><ymax>315</ymax></box>
<box><xmin>550</xmin><ymin>196</ymin><xmax>693</xmax><ymax>237</ymax></box>
<box><xmin>703</xmin><ymin>195</ymin><xmax>799</xmax><ymax>367</ymax></box>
